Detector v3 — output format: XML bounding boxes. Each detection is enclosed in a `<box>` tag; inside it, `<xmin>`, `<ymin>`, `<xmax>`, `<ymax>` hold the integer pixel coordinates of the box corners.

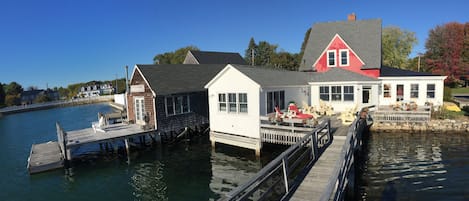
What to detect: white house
<box><xmin>204</xmin><ymin>64</ymin><xmax>310</xmax><ymax>154</ymax></box>
<box><xmin>378</xmin><ymin>66</ymin><xmax>446</xmax><ymax>107</ymax></box>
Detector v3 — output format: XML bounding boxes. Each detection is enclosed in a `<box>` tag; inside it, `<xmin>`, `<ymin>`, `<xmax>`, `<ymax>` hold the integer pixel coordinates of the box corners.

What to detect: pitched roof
<box><xmin>299</xmin><ymin>19</ymin><xmax>382</xmax><ymax>71</ymax></box>
<box><xmin>309</xmin><ymin>68</ymin><xmax>379</xmax><ymax>83</ymax></box>
<box><xmin>136</xmin><ymin>64</ymin><xmax>226</xmax><ymax>95</ymax></box>
<box><xmin>380</xmin><ymin>66</ymin><xmax>439</xmax><ymax>77</ymax></box>
<box><xmin>188</xmin><ymin>50</ymin><xmax>247</xmax><ymax>65</ymax></box>
<box><xmin>230</xmin><ymin>65</ymin><xmax>310</xmax><ymax>87</ymax></box>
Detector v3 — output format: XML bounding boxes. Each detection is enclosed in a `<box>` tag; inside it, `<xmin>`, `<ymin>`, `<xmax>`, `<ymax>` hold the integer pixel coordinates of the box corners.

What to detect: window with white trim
<box><xmin>165</xmin><ymin>95</ymin><xmax>190</xmax><ymax>116</ymax></box>
<box><xmin>343</xmin><ymin>86</ymin><xmax>354</xmax><ymax>101</ymax></box>
<box><xmin>427</xmin><ymin>84</ymin><xmax>435</xmax><ymax>98</ymax></box>
<box><xmin>383</xmin><ymin>84</ymin><xmax>391</xmax><ymax>98</ymax></box>
<box><xmin>327</xmin><ymin>50</ymin><xmax>336</xmax><ymax>67</ymax></box>
<box><xmin>339</xmin><ymin>49</ymin><xmax>349</xmax><ymax>66</ymax></box>
<box><xmin>228</xmin><ymin>93</ymin><xmax>237</xmax><ymax>112</ymax></box>
<box><xmin>319</xmin><ymin>86</ymin><xmax>329</xmax><ymax>101</ymax></box>
<box><xmin>331</xmin><ymin>86</ymin><xmax>341</xmax><ymax>101</ymax></box>
<box><xmin>238</xmin><ymin>93</ymin><xmax>248</xmax><ymax>113</ymax></box>
<box><xmin>411</xmin><ymin>84</ymin><xmax>419</xmax><ymax>98</ymax></box>
<box><xmin>218</xmin><ymin>94</ymin><xmax>226</xmax><ymax>112</ymax></box>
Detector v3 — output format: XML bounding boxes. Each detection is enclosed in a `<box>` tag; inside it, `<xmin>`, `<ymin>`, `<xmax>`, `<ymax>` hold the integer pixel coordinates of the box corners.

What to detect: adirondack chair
<box><xmin>92</xmin><ymin>113</ymin><xmax>108</xmax><ymax>133</ymax></box>
<box><xmin>339</xmin><ymin>104</ymin><xmax>358</xmax><ymax>125</ymax></box>
<box><xmin>319</xmin><ymin>100</ymin><xmax>334</xmax><ymax>116</ymax></box>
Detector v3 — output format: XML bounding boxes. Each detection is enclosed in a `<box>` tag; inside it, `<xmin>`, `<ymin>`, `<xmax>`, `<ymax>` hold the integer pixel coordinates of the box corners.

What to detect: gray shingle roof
<box><xmin>309</xmin><ymin>68</ymin><xmax>379</xmax><ymax>83</ymax></box>
<box><xmin>380</xmin><ymin>66</ymin><xmax>438</xmax><ymax>77</ymax></box>
<box><xmin>137</xmin><ymin>64</ymin><xmax>226</xmax><ymax>95</ymax></box>
<box><xmin>230</xmin><ymin>65</ymin><xmax>310</xmax><ymax>87</ymax></box>
<box><xmin>189</xmin><ymin>50</ymin><xmax>247</xmax><ymax>65</ymax></box>
<box><xmin>299</xmin><ymin>19</ymin><xmax>382</xmax><ymax>71</ymax></box>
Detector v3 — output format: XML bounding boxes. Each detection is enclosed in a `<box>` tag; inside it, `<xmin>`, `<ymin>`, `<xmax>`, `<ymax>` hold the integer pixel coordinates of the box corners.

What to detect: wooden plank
<box><xmin>290</xmin><ymin>133</ymin><xmax>347</xmax><ymax>201</ymax></box>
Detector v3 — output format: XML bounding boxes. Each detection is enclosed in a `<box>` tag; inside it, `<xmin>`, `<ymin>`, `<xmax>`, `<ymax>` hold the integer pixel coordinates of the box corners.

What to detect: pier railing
<box><xmin>55</xmin><ymin>122</ymin><xmax>68</xmax><ymax>162</ymax></box>
<box><xmin>219</xmin><ymin>119</ymin><xmax>332</xmax><ymax>201</ymax></box>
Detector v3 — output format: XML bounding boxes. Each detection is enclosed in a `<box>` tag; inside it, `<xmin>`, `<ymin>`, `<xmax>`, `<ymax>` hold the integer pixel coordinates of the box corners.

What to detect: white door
<box><xmin>134</xmin><ymin>97</ymin><xmax>145</xmax><ymax>124</ymax></box>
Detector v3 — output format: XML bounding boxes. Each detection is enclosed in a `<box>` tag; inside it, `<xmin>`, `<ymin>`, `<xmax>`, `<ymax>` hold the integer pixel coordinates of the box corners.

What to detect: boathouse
<box><xmin>127</xmin><ymin>64</ymin><xmax>225</xmax><ymax>134</ymax></box>
<box><xmin>205</xmin><ymin>64</ymin><xmax>311</xmax><ymax>154</ymax></box>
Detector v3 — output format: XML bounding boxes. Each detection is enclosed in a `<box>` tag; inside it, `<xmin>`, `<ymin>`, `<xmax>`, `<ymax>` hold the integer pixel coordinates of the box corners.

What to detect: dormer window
<box><xmin>327</xmin><ymin>50</ymin><xmax>336</xmax><ymax>67</ymax></box>
<box><xmin>339</xmin><ymin>49</ymin><xmax>349</xmax><ymax>66</ymax></box>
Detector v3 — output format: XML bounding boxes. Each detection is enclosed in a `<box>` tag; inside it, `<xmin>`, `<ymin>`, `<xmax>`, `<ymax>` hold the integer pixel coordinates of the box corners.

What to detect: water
<box><xmin>0</xmin><ymin>104</ymin><xmax>283</xmax><ymax>201</ymax></box>
<box><xmin>358</xmin><ymin>132</ymin><xmax>469</xmax><ymax>201</ymax></box>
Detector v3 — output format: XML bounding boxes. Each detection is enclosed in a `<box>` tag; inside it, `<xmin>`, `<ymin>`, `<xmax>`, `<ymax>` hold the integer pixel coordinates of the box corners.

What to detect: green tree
<box><xmin>5</xmin><ymin>82</ymin><xmax>23</xmax><ymax>96</ymax></box>
<box><xmin>0</xmin><ymin>82</ymin><xmax>5</xmax><ymax>107</ymax></box>
<box><xmin>244</xmin><ymin>37</ymin><xmax>257</xmax><ymax>65</ymax></box>
<box><xmin>5</xmin><ymin>94</ymin><xmax>20</xmax><ymax>106</ymax></box>
<box><xmin>382</xmin><ymin>26</ymin><xmax>417</xmax><ymax>69</ymax></box>
<box><xmin>34</xmin><ymin>94</ymin><xmax>51</xmax><ymax>103</ymax></box>
<box><xmin>271</xmin><ymin>52</ymin><xmax>300</xmax><ymax>71</ymax></box>
<box><xmin>256</xmin><ymin>41</ymin><xmax>278</xmax><ymax>66</ymax></box>
<box><xmin>153</xmin><ymin>46</ymin><xmax>199</xmax><ymax>64</ymax></box>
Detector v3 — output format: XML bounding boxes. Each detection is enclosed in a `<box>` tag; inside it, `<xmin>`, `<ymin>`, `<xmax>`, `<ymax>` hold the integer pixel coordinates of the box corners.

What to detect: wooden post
<box><xmin>124</xmin><ymin>138</ymin><xmax>130</xmax><ymax>164</ymax></box>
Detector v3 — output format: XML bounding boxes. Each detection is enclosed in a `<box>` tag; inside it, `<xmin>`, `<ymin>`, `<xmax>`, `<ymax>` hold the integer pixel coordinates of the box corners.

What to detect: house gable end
<box><xmin>313</xmin><ymin>34</ymin><xmax>365</xmax><ymax>72</ymax></box>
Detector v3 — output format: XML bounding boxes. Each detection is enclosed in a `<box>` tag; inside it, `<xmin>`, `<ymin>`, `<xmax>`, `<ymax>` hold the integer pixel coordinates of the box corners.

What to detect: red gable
<box><xmin>313</xmin><ymin>34</ymin><xmax>379</xmax><ymax>78</ymax></box>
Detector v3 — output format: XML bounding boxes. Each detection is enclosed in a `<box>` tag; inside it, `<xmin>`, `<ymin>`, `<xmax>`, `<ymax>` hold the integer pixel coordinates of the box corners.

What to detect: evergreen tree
<box><xmin>244</xmin><ymin>37</ymin><xmax>257</xmax><ymax>65</ymax></box>
<box><xmin>298</xmin><ymin>28</ymin><xmax>311</xmax><ymax>66</ymax></box>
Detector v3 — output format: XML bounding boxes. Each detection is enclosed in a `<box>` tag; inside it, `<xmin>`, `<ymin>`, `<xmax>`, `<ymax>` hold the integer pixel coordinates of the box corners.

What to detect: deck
<box><xmin>27</xmin><ymin>122</ymin><xmax>157</xmax><ymax>174</ymax></box>
<box><xmin>65</xmin><ymin>124</ymin><xmax>151</xmax><ymax>148</ymax></box>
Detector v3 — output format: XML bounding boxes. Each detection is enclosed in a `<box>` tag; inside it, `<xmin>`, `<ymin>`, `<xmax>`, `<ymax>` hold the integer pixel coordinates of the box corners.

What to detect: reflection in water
<box><xmin>131</xmin><ymin>161</ymin><xmax>168</xmax><ymax>201</ymax></box>
<box><xmin>209</xmin><ymin>150</ymin><xmax>261</xmax><ymax>196</ymax></box>
<box><xmin>359</xmin><ymin>133</ymin><xmax>469</xmax><ymax>201</ymax></box>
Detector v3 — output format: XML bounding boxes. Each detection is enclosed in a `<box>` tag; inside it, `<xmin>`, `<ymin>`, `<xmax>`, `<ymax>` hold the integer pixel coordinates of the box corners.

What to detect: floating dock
<box><xmin>27</xmin><ymin>141</ymin><xmax>64</xmax><ymax>174</ymax></box>
<box><xmin>27</xmin><ymin>122</ymin><xmax>157</xmax><ymax>174</ymax></box>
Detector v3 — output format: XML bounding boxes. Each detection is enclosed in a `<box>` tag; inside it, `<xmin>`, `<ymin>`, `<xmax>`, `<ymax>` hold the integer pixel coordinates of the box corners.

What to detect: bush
<box><xmin>443</xmin><ymin>86</ymin><xmax>452</xmax><ymax>101</ymax></box>
<box><xmin>433</xmin><ymin>106</ymin><xmax>466</xmax><ymax>119</ymax></box>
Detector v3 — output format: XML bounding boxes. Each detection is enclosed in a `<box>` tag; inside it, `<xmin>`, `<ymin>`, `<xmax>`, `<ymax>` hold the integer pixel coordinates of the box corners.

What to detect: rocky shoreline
<box><xmin>371</xmin><ymin>119</ymin><xmax>469</xmax><ymax>133</ymax></box>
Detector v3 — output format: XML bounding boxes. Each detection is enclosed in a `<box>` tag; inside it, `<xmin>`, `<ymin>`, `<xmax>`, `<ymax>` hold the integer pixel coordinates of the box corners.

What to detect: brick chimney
<box><xmin>347</xmin><ymin>13</ymin><xmax>356</xmax><ymax>21</ymax></box>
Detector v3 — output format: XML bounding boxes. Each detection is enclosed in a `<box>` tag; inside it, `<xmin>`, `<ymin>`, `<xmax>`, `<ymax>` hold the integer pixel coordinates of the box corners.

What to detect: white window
<box><xmin>339</xmin><ymin>49</ymin><xmax>349</xmax><ymax>66</ymax></box>
<box><xmin>343</xmin><ymin>86</ymin><xmax>354</xmax><ymax>101</ymax></box>
<box><xmin>427</xmin><ymin>84</ymin><xmax>435</xmax><ymax>98</ymax></box>
<box><xmin>218</xmin><ymin>94</ymin><xmax>226</xmax><ymax>112</ymax></box>
<box><xmin>228</xmin><ymin>93</ymin><xmax>237</xmax><ymax>112</ymax></box>
<box><xmin>383</xmin><ymin>84</ymin><xmax>391</xmax><ymax>98</ymax></box>
<box><xmin>238</xmin><ymin>93</ymin><xmax>248</xmax><ymax>113</ymax></box>
<box><xmin>165</xmin><ymin>95</ymin><xmax>190</xmax><ymax>116</ymax></box>
<box><xmin>331</xmin><ymin>86</ymin><xmax>341</xmax><ymax>101</ymax></box>
<box><xmin>327</xmin><ymin>50</ymin><xmax>336</xmax><ymax>67</ymax></box>
<box><xmin>319</xmin><ymin>86</ymin><xmax>329</xmax><ymax>101</ymax></box>
<box><xmin>134</xmin><ymin>97</ymin><xmax>145</xmax><ymax>123</ymax></box>
<box><xmin>411</xmin><ymin>84</ymin><xmax>419</xmax><ymax>98</ymax></box>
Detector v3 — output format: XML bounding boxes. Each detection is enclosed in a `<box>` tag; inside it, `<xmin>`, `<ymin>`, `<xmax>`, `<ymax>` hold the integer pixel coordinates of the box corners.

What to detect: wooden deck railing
<box><xmin>55</xmin><ymin>122</ymin><xmax>68</xmax><ymax>162</ymax></box>
<box><xmin>373</xmin><ymin>109</ymin><xmax>431</xmax><ymax>123</ymax></box>
<box><xmin>218</xmin><ymin>119</ymin><xmax>332</xmax><ymax>201</ymax></box>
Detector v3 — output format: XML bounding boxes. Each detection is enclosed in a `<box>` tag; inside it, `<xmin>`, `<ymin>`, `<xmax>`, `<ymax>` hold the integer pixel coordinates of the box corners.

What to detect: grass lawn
<box><xmin>451</xmin><ymin>87</ymin><xmax>469</xmax><ymax>94</ymax></box>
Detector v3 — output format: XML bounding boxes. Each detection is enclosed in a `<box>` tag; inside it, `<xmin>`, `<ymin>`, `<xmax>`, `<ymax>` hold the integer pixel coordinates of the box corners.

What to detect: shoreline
<box><xmin>371</xmin><ymin>119</ymin><xmax>469</xmax><ymax>133</ymax></box>
<box><xmin>0</xmin><ymin>95</ymin><xmax>116</xmax><ymax>115</ymax></box>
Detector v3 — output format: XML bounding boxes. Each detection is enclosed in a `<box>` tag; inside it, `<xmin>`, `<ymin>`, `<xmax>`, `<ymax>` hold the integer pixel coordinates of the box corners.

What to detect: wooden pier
<box><xmin>27</xmin><ymin>122</ymin><xmax>157</xmax><ymax>174</ymax></box>
<box><xmin>219</xmin><ymin>108</ymin><xmax>370</xmax><ymax>201</ymax></box>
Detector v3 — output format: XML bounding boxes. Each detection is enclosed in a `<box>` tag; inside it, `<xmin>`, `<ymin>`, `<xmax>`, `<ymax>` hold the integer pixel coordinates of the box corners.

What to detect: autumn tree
<box><xmin>425</xmin><ymin>22</ymin><xmax>468</xmax><ymax>85</ymax></box>
<box><xmin>153</xmin><ymin>46</ymin><xmax>199</xmax><ymax>64</ymax></box>
<box><xmin>382</xmin><ymin>26</ymin><xmax>417</xmax><ymax>69</ymax></box>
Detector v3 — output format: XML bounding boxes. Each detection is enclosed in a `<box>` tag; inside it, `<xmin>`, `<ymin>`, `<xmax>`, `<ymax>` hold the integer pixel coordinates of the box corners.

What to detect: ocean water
<box><xmin>358</xmin><ymin>132</ymin><xmax>469</xmax><ymax>201</ymax></box>
<box><xmin>0</xmin><ymin>104</ymin><xmax>283</xmax><ymax>201</ymax></box>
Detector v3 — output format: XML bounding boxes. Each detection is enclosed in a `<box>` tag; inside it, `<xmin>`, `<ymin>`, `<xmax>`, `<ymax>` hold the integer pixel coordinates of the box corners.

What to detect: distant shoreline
<box><xmin>0</xmin><ymin>95</ymin><xmax>116</xmax><ymax>115</ymax></box>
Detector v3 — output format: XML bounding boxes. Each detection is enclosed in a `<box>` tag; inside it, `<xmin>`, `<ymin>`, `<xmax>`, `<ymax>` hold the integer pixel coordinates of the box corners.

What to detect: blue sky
<box><xmin>1</xmin><ymin>0</ymin><xmax>468</xmax><ymax>89</ymax></box>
